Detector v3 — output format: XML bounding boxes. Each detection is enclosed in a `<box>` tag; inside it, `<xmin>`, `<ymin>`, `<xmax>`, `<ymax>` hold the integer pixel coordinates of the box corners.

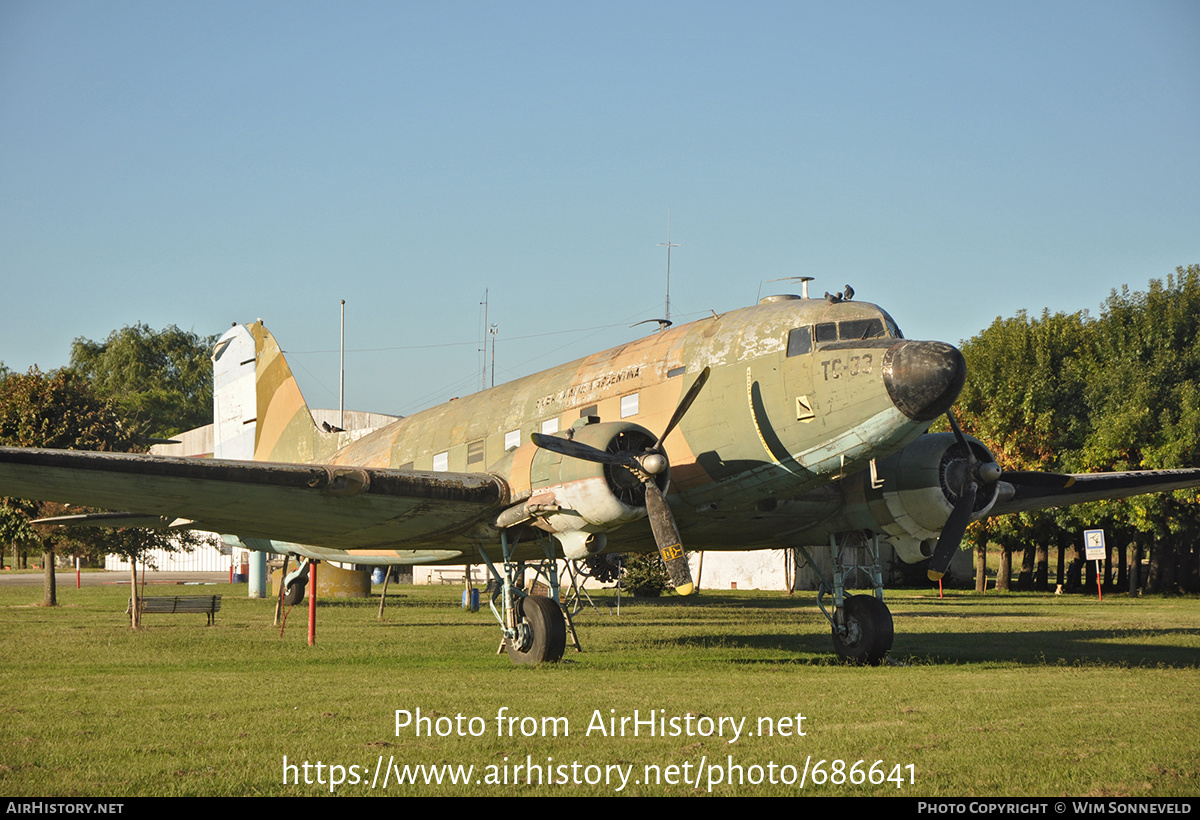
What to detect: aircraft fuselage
<box><xmin>248</xmin><ymin>293</ymin><xmax>965</xmax><ymax>562</ymax></box>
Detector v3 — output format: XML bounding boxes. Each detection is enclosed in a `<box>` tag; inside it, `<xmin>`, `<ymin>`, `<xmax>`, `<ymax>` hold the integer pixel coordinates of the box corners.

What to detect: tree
<box><xmin>70</xmin><ymin>324</ymin><xmax>218</xmax><ymax>439</ymax></box>
<box><xmin>1078</xmin><ymin>266</ymin><xmax>1200</xmax><ymax>592</ymax></box>
<box><xmin>953</xmin><ymin>266</ymin><xmax>1200</xmax><ymax>594</ymax></box>
<box><xmin>952</xmin><ymin>309</ymin><xmax>1093</xmax><ymax>590</ymax></box>
<box><xmin>0</xmin><ymin>368</ymin><xmax>141</xmax><ymax>605</ymax></box>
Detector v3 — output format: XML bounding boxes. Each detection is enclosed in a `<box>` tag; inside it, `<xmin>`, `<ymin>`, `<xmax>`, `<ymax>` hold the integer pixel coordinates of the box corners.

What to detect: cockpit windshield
<box><xmin>786</xmin><ymin>310</ymin><xmax>903</xmax><ymax>357</ymax></box>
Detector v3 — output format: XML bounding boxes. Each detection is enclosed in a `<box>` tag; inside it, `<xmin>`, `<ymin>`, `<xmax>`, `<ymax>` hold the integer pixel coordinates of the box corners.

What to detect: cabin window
<box><xmin>432</xmin><ymin>452</ymin><xmax>449</xmax><ymax>472</ymax></box>
<box><xmin>504</xmin><ymin>429</ymin><xmax>521</xmax><ymax>450</ymax></box>
<box><xmin>467</xmin><ymin>440</ymin><xmax>485</xmax><ymax>466</ymax></box>
<box><xmin>787</xmin><ymin>327</ymin><xmax>812</xmax><ymax>356</ymax></box>
<box><xmin>541</xmin><ymin>418</ymin><xmax>559</xmax><ymax>435</ymax></box>
<box><xmin>399</xmin><ymin>461</ymin><xmax>414</xmax><ymax>471</ymax></box>
<box><xmin>814</xmin><ymin>322</ymin><xmax>838</xmax><ymax>344</ymax></box>
<box><xmin>839</xmin><ymin>318</ymin><xmax>886</xmax><ymax>341</ymax></box>
<box><xmin>620</xmin><ymin>393</ymin><xmax>639</xmax><ymax>418</ymax></box>
<box><xmin>579</xmin><ymin>405</ymin><xmax>598</xmax><ymax>418</ymax></box>
<box><xmin>667</xmin><ymin>366</ymin><xmax>686</xmax><ymax>378</ymax></box>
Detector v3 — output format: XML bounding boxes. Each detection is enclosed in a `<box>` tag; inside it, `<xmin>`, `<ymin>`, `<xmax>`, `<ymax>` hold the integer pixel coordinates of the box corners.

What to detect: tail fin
<box><xmin>212</xmin><ymin>321</ymin><xmax>342</xmax><ymax>463</ymax></box>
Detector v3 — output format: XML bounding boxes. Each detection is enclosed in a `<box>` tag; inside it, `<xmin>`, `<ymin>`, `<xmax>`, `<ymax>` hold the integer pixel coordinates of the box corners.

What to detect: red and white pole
<box><xmin>307</xmin><ymin>562</ymin><xmax>318</xmax><ymax>646</ymax></box>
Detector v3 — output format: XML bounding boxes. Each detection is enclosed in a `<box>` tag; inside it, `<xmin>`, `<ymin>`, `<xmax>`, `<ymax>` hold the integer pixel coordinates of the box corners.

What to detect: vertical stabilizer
<box><xmin>211</xmin><ymin>322</ymin><xmax>341</xmax><ymax>464</ymax></box>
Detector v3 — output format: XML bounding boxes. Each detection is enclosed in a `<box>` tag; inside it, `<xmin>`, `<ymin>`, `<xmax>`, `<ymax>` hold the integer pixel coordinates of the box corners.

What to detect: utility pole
<box><xmin>480</xmin><ymin>289</ymin><xmax>489</xmax><ymax>391</ymax></box>
<box><xmin>339</xmin><ymin>299</ymin><xmax>345</xmax><ymax>430</ymax></box>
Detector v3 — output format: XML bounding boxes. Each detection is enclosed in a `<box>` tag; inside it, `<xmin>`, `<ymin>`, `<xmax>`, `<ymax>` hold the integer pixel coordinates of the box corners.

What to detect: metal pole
<box><xmin>307</xmin><ymin>561</ymin><xmax>318</xmax><ymax>646</ymax></box>
<box><xmin>658</xmin><ymin>209</ymin><xmax>679</xmax><ymax>324</ymax></box>
<box><xmin>339</xmin><ymin>300</ymin><xmax>345</xmax><ymax>430</ymax></box>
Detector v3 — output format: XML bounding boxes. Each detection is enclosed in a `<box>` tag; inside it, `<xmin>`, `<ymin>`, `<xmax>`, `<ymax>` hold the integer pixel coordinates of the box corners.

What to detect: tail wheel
<box><xmin>505</xmin><ymin>595</ymin><xmax>566</xmax><ymax>665</ymax></box>
<box><xmin>831</xmin><ymin>594</ymin><xmax>894</xmax><ymax>666</ymax></box>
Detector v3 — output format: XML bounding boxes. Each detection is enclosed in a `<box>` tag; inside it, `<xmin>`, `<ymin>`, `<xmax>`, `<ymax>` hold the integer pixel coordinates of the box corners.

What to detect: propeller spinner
<box><xmin>532</xmin><ymin>367</ymin><xmax>710</xmax><ymax>595</ymax></box>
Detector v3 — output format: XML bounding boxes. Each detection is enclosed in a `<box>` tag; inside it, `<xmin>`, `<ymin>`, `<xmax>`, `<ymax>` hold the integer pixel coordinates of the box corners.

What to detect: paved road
<box><xmin>0</xmin><ymin>571</ymin><xmax>231</xmax><ymax>587</ymax></box>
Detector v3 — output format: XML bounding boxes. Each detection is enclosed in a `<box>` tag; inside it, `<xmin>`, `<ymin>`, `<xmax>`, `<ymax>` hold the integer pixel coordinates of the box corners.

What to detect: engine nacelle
<box><xmin>842</xmin><ymin>432</ymin><xmax>999</xmax><ymax>564</ymax></box>
<box><xmin>491</xmin><ymin>421</ymin><xmax>667</xmax><ymax>558</ymax></box>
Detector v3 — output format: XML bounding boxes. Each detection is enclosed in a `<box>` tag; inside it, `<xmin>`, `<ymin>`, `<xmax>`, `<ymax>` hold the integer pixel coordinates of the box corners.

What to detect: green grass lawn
<box><xmin>1</xmin><ymin>580</ymin><xmax>1197</xmax><ymax>797</ymax></box>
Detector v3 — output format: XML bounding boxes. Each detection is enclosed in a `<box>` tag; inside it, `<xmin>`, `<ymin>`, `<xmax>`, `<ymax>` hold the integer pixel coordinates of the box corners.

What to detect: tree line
<box><xmin>953</xmin><ymin>265</ymin><xmax>1200</xmax><ymax>594</ymax></box>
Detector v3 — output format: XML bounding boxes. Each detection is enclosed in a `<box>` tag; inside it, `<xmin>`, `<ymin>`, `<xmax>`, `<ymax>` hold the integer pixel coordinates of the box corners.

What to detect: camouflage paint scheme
<box><xmin>237</xmin><ymin>294</ymin><xmax>944</xmax><ymax>564</ymax></box>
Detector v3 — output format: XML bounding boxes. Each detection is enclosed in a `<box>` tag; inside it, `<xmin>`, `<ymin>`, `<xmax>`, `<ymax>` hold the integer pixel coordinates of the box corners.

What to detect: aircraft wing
<box><xmin>0</xmin><ymin>447</ymin><xmax>508</xmax><ymax>549</ymax></box>
<box><xmin>989</xmin><ymin>468</ymin><xmax>1200</xmax><ymax>517</ymax></box>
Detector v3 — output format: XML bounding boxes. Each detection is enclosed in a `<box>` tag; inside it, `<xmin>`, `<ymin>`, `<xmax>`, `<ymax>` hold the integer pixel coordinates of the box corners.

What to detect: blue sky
<box><xmin>2</xmin><ymin>1</ymin><xmax>1197</xmax><ymax>416</ymax></box>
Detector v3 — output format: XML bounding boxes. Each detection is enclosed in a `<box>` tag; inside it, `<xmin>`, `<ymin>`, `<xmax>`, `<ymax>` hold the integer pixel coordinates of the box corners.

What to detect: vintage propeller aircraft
<box><xmin>3</xmin><ymin>281</ymin><xmax>1200</xmax><ymax>665</ymax></box>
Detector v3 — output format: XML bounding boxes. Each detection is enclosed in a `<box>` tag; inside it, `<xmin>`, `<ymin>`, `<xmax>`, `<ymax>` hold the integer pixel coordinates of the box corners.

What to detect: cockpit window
<box><xmin>786</xmin><ymin>326</ymin><xmax>812</xmax><ymax>357</ymax></box>
<box><xmin>788</xmin><ymin>314</ymin><xmax>899</xmax><ymax>356</ymax></box>
<box><xmin>880</xmin><ymin>310</ymin><xmax>903</xmax><ymax>339</ymax></box>
<box><xmin>839</xmin><ymin>318</ymin><xmax>886</xmax><ymax>341</ymax></box>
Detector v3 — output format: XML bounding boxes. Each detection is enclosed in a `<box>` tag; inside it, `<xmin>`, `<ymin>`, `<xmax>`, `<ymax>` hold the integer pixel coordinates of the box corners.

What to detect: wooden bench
<box><xmin>128</xmin><ymin>595</ymin><xmax>222</xmax><ymax>625</ymax></box>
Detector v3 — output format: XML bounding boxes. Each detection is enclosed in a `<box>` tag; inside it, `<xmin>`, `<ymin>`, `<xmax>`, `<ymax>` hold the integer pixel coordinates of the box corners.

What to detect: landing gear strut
<box><xmin>478</xmin><ymin>531</ymin><xmax>570</xmax><ymax>665</ymax></box>
<box><xmin>799</xmin><ymin>533</ymin><xmax>894</xmax><ymax>665</ymax></box>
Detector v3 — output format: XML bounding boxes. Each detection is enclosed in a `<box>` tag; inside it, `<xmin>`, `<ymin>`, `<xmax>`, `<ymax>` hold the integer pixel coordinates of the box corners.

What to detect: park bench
<box><xmin>127</xmin><ymin>595</ymin><xmax>222</xmax><ymax>625</ymax></box>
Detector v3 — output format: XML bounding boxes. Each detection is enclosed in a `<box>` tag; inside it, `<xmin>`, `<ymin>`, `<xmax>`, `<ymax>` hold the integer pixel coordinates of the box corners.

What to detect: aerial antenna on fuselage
<box><xmin>761</xmin><ymin>275</ymin><xmax>815</xmax><ymax>301</ymax></box>
<box><xmin>657</xmin><ymin>209</ymin><xmax>680</xmax><ymax>323</ymax></box>
<box><xmin>631</xmin><ymin>318</ymin><xmax>673</xmax><ymax>333</ymax></box>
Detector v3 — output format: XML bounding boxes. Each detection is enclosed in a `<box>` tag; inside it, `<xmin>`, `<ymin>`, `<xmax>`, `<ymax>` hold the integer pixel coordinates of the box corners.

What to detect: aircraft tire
<box><xmin>283</xmin><ymin>579</ymin><xmax>306</xmax><ymax>606</ymax></box>
<box><xmin>831</xmin><ymin>594</ymin><xmax>893</xmax><ymax>666</ymax></box>
<box><xmin>505</xmin><ymin>595</ymin><xmax>566</xmax><ymax>665</ymax></box>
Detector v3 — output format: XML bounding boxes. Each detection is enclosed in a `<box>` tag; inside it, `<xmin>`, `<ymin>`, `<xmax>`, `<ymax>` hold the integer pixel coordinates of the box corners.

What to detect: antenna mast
<box><xmin>480</xmin><ymin>289</ymin><xmax>489</xmax><ymax>391</ymax></box>
<box><xmin>339</xmin><ymin>299</ymin><xmax>345</xmax><ymax>429</ymax></box>
<box><xmin>657</xmin><ymin>209</ymin><xmax>680</xmax><ymax>323</ymax></box>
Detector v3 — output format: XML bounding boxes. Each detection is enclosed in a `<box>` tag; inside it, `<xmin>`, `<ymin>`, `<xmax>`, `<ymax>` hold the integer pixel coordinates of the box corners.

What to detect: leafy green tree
<box><xmin>1078</xmin><ymin>266</ymin><xmax>1200</xmax><ymax>591</ymax></box>
<box><xmin>953</xmin><ymin>309</ymin><xmax>1093</xmax><ymax>590</ymax></box>
<box><xmin>622</xmin><ymin>552</ymin><xmax>671</xmax><ymax>597</ymax></box>
<box><xmin>953</xmin><ymin>266</ymin><xmax>1200</xmax><ymax>594</ymax></box>
<box><xmin>70</xmin><ymin>324</ymin><xmax>218</xmax><ymax>438</ymax></box>
<box><xmin>0</xmin><ymin>368</ymin><xmax>140</xmax><ymax>605</ymax></box>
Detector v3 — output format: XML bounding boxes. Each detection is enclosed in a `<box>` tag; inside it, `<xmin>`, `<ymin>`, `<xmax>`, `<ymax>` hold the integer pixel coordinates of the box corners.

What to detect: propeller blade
<box><xmin>1002</xmin><ymin>470</ymin><xmax>1076</xmax><ymax>489</ymax></box>
<box><xmin>946</xmin><ymin>410</ymin><xmax>977</xmax><ymax>467</ymax></box>
<box><xmin>928</xmin><ymin>480</ymin><xmax>977</xmax><ymax>581</ymax></box>
<box><xmin>653</xmin><ymin>367</ymin><xmax>711</xmax><ymax>451</ymax></box>
<box><xmin>644</xmin><ymin>480</ymin><xmax>694</xmax><ymax>596</ymax></box>
<box><xmin>530</xmin><ymin>433</ymin><xmax>633</xmax><ymax>467</ymax></box>
<box><xmin>947</xmin><ymin>410</ymin><xmax>1074</xmax><ymax>488</ymax></box>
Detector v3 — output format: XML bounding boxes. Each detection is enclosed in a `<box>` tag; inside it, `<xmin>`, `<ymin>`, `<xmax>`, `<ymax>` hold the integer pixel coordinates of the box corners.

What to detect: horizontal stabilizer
<box><xmin>31</xmin><ymin>511</ymin><xmax>189</xmax><ymax>529</ymax></box>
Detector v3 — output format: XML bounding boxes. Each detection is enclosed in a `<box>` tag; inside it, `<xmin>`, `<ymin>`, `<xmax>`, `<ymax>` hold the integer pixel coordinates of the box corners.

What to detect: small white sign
<box><xmin>1084</xmin><ymin>529</ymin><xmax>1106</xmax><ymax>561</ymax></box>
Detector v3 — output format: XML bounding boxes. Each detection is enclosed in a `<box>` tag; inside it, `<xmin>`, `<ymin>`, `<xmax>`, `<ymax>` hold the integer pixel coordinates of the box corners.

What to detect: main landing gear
<box><xmin>799</xmin><ymin>533</ymin><xmax>895</xmax><ymax>666</ymax></box>
<box><xmin>478</xmin><ymin>531</ymin><xmax>572</xmax><ymax>665</ymax></box>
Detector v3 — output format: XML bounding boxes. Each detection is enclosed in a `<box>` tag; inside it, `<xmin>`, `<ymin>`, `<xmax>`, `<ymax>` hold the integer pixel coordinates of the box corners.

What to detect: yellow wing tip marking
<box><xmin>674</xmin><ymin>582</ymin><xmax>695</xmax><ymax>597</ymax></box>
<box><xmin>927</xmin><ymin>569</ymin><xmax>945</xmax><ymax>582</ymax></box>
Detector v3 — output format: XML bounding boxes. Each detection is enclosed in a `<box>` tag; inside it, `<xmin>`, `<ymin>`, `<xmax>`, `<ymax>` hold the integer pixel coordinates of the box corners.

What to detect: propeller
<box><xmin>928</xmin><ymin>412</ymin><xmax>1077</xmax><ymax>581</ymax></box>
<box><xmin>532</xmin><ymin>367</ymin><xmax>710</xmax><ymax>596</ymax></box>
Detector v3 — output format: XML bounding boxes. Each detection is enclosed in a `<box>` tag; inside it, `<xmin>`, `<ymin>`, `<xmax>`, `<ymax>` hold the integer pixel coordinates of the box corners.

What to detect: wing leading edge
<box><xmin>0</xmin><ymin>447</ymin><xmax>508</xmax><ymax>550</ymax></box>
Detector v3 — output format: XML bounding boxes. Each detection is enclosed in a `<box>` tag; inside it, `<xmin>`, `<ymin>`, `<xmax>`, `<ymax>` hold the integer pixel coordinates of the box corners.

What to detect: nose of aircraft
<box><xmin>883</xmin><ymin>341</ymin><xmax>966</xmax><ymax>422</ymax></box>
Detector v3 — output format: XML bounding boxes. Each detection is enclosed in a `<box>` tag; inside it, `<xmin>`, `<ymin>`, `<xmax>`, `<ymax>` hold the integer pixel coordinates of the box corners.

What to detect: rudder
<box><xmin>211</xmin><ymin>321</ymin><xmax>341</xmax><ymax>463</ymax></box>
